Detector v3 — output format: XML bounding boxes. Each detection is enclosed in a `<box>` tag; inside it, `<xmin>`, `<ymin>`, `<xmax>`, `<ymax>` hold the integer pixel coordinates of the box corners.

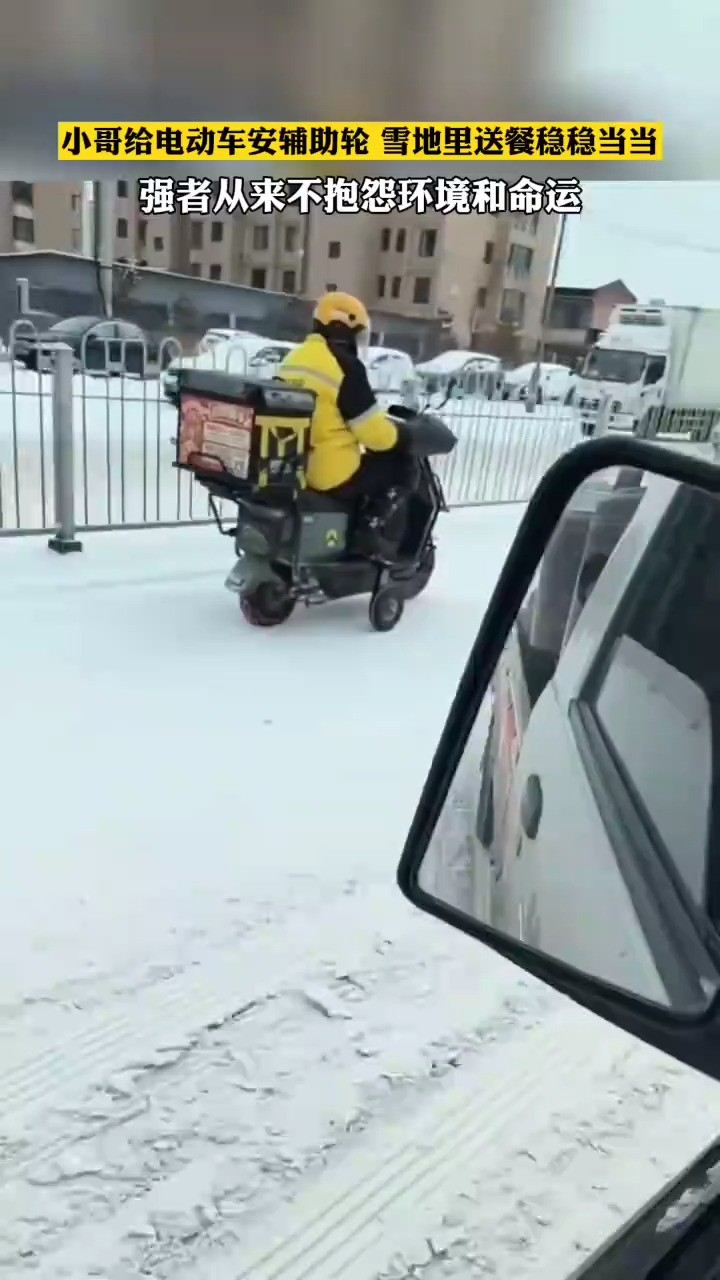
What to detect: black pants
<box><xmin>327</xmin><ymin>448</ymin><xmax>418</xmax><ymax>557</ymax></box>
<box><xmin>327</xmin><ymin>448</ymin><xmax>416</xmax><ymax>503</ymax></box>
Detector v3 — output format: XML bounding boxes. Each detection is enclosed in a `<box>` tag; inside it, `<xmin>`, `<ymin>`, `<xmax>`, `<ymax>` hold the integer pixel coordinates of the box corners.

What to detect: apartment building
<box><xmin>0</xmin><ymin>180</ymin><xmax>185</xmax><ymax>275</ymax></box>
<box><xmin>544</xmin><ymin>279</ymin><xmax>637</xmax><ymax>365</ymax></box>
<box><xmin>0</xmin><ymin>181</ymin><xmax>557</xmax><ymax>356</ymax></box>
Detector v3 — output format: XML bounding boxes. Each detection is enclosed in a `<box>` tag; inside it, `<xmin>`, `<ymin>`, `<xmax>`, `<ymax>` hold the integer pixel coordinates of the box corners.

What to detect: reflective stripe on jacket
<box><xmin>277</xmin><ymin>333</ymin><xmax>398</xmax><ymax>490</ymax></box>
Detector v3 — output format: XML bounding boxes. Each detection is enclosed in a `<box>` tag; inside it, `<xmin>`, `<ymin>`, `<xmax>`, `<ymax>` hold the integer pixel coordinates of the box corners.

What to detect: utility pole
<box><xmin>525</xmin><ymin>212</ymin><xmax>568</xmax><ymax>410</ymax></box>
<box><xmin>533</xmin><ymin>212</ymin><xmax>568</xmax><ymax>373</ymax></box>
<box><xmin>80</xmin><ymin>181</ymin><xmax>95</xmax><ymax>258</ymax></box>
<box><xmin>93</xmin><ymin>180</ymin><xmax>116</xmax><ymax>318</ymax></box>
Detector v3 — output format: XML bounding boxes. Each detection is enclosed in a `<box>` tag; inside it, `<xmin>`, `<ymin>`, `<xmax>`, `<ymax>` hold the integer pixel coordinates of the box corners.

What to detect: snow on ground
<box><xmin>0</xmin><ymin>366</ymin><xmax>583</xmax><ymax>531</ymax></box>
<box><xmin>2</xmin><ymin>506</ymin><xmax>720</xmax><ymax>1279</ymax></box>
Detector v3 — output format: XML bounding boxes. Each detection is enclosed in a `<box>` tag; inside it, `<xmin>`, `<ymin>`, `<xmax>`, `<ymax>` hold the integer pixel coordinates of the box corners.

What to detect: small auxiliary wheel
<box><xmin>239</xmin><ymin>581</ymin><xmax>296</xmax><ymax>627</ymax></box>
<box><xmin>369</xmin><ymin>585</ymin><xmax>404</xmax><ymax>632</ymax></box>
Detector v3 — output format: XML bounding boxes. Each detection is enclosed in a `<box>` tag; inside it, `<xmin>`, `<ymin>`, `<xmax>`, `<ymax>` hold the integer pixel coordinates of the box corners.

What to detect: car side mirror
<box><xmin>397</xmin><ymin>435</ymin><xmax>720</xmax><ymax>1084</ymax></box>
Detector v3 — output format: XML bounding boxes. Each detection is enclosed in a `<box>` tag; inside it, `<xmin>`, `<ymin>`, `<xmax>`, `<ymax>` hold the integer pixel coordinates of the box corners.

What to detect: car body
<box><xmin>198</xmin><ymin>327</ymin><xmax>264</xmax><ymax>353</ymax></box>
<box><xmin>471</xmin><ymin>467</ymin><xmax>719</xmax><ymax>1004</ymax></box>
<box><xmin>365</xmin><ymin>345</ymin><xmax>415</xmax><ymax>385</ymax></box>
<box><xmin>503</xmin><ymin>361</ymin><xmax>576</xmax><ymax>405</ymax></box>
<box><xmin>161</xmin><ymin>336</ymin><xmax>297</xmax><ymax>404</ymax></box>
<box><xmin>416</xmin><ymin>350</ymin><xmax>503</xmax><ymax>402</ymax></box>
<box><xmin>10</xmin><ymin>316</ymin><xmax>170</xmax><ymax>377</ymax></box>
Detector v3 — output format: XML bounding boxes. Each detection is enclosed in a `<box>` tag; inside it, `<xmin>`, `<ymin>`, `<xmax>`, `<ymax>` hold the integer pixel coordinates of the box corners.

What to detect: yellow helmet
<box><xmin>313</xmin><ymin>290</ymin><xmax>370</xmax><ymax>342</ymax></box>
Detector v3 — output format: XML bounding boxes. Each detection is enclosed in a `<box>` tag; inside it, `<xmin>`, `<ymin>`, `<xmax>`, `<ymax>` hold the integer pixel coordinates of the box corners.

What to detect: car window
<box><xmin>88</xmin><ymin>322</ymin><xmax>116</xmax><ymax>341</ymax></box>
<box><xmin>581</xmin><ymin>486</ymin><xmax>720</xmax><ymax>909</ymax></box>
<box><xmin>50</xmin><ymin>316</ymin><xmax>100</xmax><ymax>335</ymax></box>
<box><xmin>250</xmin><ymin>346</ymin><xmax>286</xmax><ymax>363</ymax></box>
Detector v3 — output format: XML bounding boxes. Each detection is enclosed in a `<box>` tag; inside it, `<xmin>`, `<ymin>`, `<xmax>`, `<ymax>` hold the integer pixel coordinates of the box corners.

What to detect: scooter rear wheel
<box><xmin>239</xmin><ymin>582</ymin><xmax>296</xmax><ymax>627</ymax></box>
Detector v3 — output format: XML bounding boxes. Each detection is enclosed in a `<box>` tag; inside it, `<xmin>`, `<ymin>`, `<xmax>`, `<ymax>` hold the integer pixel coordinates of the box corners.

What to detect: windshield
<box><xmin>49</xmin><ymin>316</ymin><xmax>99</xmax><ymax>335</ymax></box>
<box><xmin>581</xmin><ymin>348</ymin><xmax>646</xmax><ymax>384</ymax></box>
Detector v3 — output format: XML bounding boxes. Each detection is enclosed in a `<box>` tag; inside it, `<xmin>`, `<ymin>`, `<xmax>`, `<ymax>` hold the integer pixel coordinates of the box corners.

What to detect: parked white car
<box><xmin>162</xmin><ymin>336</ymin><xmax>297</xmax><ymax>404</ymax></box>
<box><xmin>197</xmin><ymin>327</ymin><xmax>263</xmax><ymax>353</ymax></box>
<box><xmin>365</xmin><ymin>346</ymin><xmax>415</xmax><ymax>385</ymax></box>
<box><xmin>417</xmin><ymin>350</ymin><xmax>502</xmax><ymax>401</ymax></box>
<box><xmin>503</xmin><ymin>361</ymin><xmax>576</xmax><ymax>405</ymax></box>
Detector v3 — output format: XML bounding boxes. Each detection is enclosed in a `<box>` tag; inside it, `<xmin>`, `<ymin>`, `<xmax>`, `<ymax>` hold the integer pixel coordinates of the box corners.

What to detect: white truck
<box><xmin>571</xmin><ymin>302</ymin><xmax>720</xmax><ymax>440</ymax></box>
<box><xmin>472</xmin><ymin>469</ymin><xmax>719</xmax><ymax>1004</ymax></box>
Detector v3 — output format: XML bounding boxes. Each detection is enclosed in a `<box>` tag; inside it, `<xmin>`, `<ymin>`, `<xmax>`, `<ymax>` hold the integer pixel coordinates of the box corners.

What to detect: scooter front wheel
<box><xmin>239</xmin><ymin>582</ymin><xmax>296</xmax><ymax>627</ymax></box>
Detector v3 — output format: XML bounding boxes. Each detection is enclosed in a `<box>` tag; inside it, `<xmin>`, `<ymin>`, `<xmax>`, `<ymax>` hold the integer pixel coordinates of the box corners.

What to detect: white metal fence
<box><xmin>2</xmin><ymin>323</ymin><xmax>716</xmax><ymax>543</ymax></box>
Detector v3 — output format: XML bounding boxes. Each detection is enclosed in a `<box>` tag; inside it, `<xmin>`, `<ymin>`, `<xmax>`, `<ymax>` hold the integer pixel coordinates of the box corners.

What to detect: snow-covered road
<box><xmin>2</xmin><ymin>507</ymin><xmax>720</xmax><ymax>1279</ymax></box>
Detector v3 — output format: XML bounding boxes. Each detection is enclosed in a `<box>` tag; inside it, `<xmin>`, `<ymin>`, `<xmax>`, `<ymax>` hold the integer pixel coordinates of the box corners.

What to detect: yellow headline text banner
<box><xmin>58</xmin><ymin>121</ymin><xmax>663</xmax><ymax>163</ymax></box>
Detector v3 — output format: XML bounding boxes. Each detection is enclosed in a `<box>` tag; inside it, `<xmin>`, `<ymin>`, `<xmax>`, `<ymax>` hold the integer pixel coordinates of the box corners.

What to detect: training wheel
<box><xmin>369</xmin><ymin>586</ymin><xmax>404</xmax><ymax>632</ymax></box>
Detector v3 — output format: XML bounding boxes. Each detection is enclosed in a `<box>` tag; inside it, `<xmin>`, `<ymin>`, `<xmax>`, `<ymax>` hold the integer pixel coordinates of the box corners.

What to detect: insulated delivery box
<box><xmin>174</xmin><ymin>368</ymin><xmax>315</xmax><ymax>495</ymax></box>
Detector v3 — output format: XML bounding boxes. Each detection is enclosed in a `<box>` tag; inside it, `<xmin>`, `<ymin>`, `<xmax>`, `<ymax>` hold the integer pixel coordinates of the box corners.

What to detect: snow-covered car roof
<box><xmin>366</xmin><ymin>346</ymin><xmax>414</xmax><ymax>367</ymax></box>
<box><xmin>169</xmin><ymin>336</ymin><xmax>296</xmax><ymax>372</ymax></box>
<box><xmin>416</xmin><ymin>350</ymin><xmax>501</xmax><ymax>375</ymax></box>
<box><xmin>202</xmin><ymin>328</ymin><xmax>262</xmax><ymax>342</ymax></box>
<box><xmin>504</xmin><ymin>361</ymin><xmax>574</xmax><ymax>384</ymax></box>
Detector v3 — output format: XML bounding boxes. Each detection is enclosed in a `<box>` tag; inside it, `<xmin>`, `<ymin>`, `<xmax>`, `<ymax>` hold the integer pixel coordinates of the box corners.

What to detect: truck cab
<box><xmin>572</xmin><ymin>304</ymin><xmax>670</xmax><ymax>436</ymax></box>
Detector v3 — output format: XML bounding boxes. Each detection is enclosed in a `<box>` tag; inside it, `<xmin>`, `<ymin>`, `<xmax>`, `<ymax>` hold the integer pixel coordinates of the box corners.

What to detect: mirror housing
<box><xmin>398</xmin><ymin>435</ymin><xmax>720</xmax><ymax>1083</ymax></box>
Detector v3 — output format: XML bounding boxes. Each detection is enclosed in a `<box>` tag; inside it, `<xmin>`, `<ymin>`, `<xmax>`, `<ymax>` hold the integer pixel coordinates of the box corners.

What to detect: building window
<box><xmin>391</xmin><ymin>276</ymin><xmax>401</xmax><ymax>299</ymax></box>
<box><xmin>117</xmin><ymin>180</ymin><xmax>128</xmax><ymax>198</ymax></box>
<box><xmin>326</xmin><ymin>281</ymin><xmax>337</xmax><ymax>291</ymax></box>
<box><xmin>413</xmin><ymin>276</ymin><xmax>431</xmax><ymax>305</ymax></box>
<box><xmin>138</xmin><ymin>220</ymin><xmax>147</xmax><ymax>245</ymax></box>
<box><xmin>211</xmin><ymin>221</ymin><xmax>223</xmax><ymax>243</ymax></box>
<box><xmin>328</xmin><ymin>240</ymin><xmax>341</xmax><ymax>259</ymax></box>
<box><xmin>284</xmin><ymin>225</ymin><xmax>298</xmax><ymax>252</ymax></box>
<box><xmin>70</xmin><ymin>192</ymin><xmax>81</xmax><ymax>213</ymax></box>
<box><xmin>116</xmin><ymin>217</ymin><xmax>128</xmax><ymax>238</ymax></box>
<box><xmin>377</xmin><ymin>275</ymin><xmax>386</xmax><ymax>298</ymax></box>
<box><xmin>500</xmin><ymin>288</ymin><xmax>526</xmax><ymax>325</ymax></box>
<box><xmin>418</xmin><ymin>229</ymin><xmax>437</xmax><ymax>258</ymax></box>
<box><xmin>12</xmin><ymin>215</ymin><xmax>34</xmax><ymax>245</ymax></box>
<box><xmin>11</xmin><ymin>181</ymin><xmax>34</xmax><ymax>206</ymax></box>
<box><xmin>253</xmin><ymin>225</ymin><xmax>270</xmax><ymax>251</ymax></box>
<box><xmin>549</xmin><ymin>296</ymin><xmax>592</xmax><ymax>330</ymax></box>
<box><xmin>396</xmin><ymin>228</ymin><xmax>406</xmax><ymax>252</ymax></box>
<box><xmin>71</xmin><ymin>227</ymin><xmax>81</xmax><ymax>250</ymax></box>
<box><xmin>476</xmin><ymin>287</ymin><xmax>487</xmax><ymax>308</ymax></box>
<box><xmin>190</xmin><ymin>262</ymin><xmax>202</xmax><ymax>277</ymax></box>
<box><xmin>251</xmin><ymin>267</ymin><xmax>267</xmax><ymax>288</ymax></box>
<box><xmin>483</xmin><ymin>241</ymin><xmax>494</xmax><ymax>264</ymax></box>
<box><xmin>190</xmin><ymin>220</ymin><xmax>203</xmax><ymax>249</ymax></box>
<box><xmin>507</xmin><ymin>244</ymin><xmax>534</xmax><ymax>275</ymax></box>
<box><xmin>207</xmin><ymin>263</ymin><xmax>220</xmax><ymax>280</ymax></box>
<box><xmin>282</xmin><ymin>269</ymin><xmax>296</xmax><ymax>293</ymax></box>
<box><xmin>153</xmin><ymin>235</ymin><xmax>164</xmax><ymax>251</ymax></box>
<box><xmin>529</xmin><ymin>212</ymin><xmax>540</xmax><ymax>232</ymax></box>
<box><xmin>380</xmin><ymin>227</ymin><xmax>391</xmax><ymax>251</ymax></box>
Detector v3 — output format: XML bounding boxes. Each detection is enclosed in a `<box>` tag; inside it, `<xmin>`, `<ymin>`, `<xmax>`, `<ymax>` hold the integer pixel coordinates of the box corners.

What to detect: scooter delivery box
<box><xmin>175</xmin><ymin>368</ymin><xmax>315</xmax><ymax>495</ymax></box>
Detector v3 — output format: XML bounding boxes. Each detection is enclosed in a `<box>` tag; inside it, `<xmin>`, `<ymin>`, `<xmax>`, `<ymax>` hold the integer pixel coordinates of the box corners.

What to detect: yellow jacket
<box><xmin>277</xmin><ymin>333</ymin><xmax>398</xmax><ymax>491</ymax></box>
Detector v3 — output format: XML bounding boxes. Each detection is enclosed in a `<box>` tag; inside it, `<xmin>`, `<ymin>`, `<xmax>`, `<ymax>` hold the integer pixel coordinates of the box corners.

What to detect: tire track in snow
<box><xmin>8</xmin><ymin>986</ymin><xmax>558</xmax><ymax>1278</ymax></box>
<box><xmin>0</xmin><ymin>887</ymin><xmax>401</xmax><ymax>1147</ymax></box>
<box><xmin>168</xmin><ymin>1010</ymin><xmax>720</xmax><ymax>1280</ymax></box>
<box><xmin>1</xmin><ymin>909</ymin><xmax>558</xmax><ymax>1275</ymax></box>
<box><xmin>370</xmin><ymin>1042</ymin><xmax>720</xmax><ymax>1280</ymax></box>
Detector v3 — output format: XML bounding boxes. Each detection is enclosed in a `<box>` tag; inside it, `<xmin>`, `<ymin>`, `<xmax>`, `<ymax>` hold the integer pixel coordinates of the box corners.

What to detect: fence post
<box><xmin>712</xmin><ymin>421</ymin><xmax>720</xmax><ymax>464</ymax></box>
<box><xmin>48</xmin><ymin>343</ymin><xmax>82</xmax><ymax>555</ymax></box>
